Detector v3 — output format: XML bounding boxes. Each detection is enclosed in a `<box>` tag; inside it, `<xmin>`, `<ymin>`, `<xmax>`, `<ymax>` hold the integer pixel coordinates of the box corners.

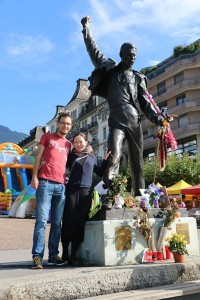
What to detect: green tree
<box><xmin>92</xmin><ymin>152</ymin><xmax>200</xmax><ymax>190</ymax></box>
<box><xmin>144</xmin><ymin>152</ymin><xmax>200</xmax><ymax>187</ymax></box>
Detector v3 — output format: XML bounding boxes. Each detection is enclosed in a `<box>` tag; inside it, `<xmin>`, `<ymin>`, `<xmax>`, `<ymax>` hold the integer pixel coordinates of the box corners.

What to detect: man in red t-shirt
<box><xmin>31</xmin><ymin>113</ymin><xmax>72</xmax><ymax>269</ymax></box>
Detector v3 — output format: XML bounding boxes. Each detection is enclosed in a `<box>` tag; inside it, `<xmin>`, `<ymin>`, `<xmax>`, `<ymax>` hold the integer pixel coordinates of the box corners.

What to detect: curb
<box><xmin>1</xmin><ymin>259</ymin><xmax>200</xmax><ymax>299</ymax></box>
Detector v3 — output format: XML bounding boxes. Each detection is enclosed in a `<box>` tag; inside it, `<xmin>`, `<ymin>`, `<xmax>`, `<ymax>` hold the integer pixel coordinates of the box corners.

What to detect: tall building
<box><xmin>64</xmin><ymin>79</ymin><xmax>109</xmax><ymax>164</ymax></box>
<box><xmin>142</xmin><ymin>42</ymin><xmax>200</xmax><ymax>159</ymax></box>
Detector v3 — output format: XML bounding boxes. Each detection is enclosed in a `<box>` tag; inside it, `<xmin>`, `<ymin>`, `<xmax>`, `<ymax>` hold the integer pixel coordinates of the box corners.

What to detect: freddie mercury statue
<box><xmin>81</xmin><ymin>16</ymin><xmax>163</xmax><ymax>196</ymax></box>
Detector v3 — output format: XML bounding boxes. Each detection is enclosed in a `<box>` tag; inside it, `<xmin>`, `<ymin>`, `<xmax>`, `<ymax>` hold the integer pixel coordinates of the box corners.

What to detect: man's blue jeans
<box><xmin>32</xmin><ymin>179</ymin><xmax>65</xmax><ymax>259</ymax></box>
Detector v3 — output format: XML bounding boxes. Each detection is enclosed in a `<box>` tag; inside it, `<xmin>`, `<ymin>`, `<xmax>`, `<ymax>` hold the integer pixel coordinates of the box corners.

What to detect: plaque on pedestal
<box><xmin>115</xmin><ymin>226</ymin><xmax>131</xmax><ymax>251</ymax></box>
<box><xmin>176</xmin><ymin>223</ymin><xmax>190</xmax><ymax>244</ymax></box>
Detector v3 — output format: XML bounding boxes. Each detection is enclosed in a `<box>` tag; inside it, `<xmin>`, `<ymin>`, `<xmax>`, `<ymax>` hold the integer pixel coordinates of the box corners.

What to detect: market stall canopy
<box><xmin>181</xmin><ymin>183</ymin><xmax>200</xmax><ymax>195</ymax></box>
<box><xmin>166</xmin><ymin>180</ymin><xmax>191</xmax><ymax>194</ymax></box>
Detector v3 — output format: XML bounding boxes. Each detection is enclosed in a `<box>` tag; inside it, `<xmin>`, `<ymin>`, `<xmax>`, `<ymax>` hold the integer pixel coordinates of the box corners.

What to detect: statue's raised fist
<box><xmin>81</xmin><ymin>16</ymin><xmax>90</xmax><ymax>28</ymax></box>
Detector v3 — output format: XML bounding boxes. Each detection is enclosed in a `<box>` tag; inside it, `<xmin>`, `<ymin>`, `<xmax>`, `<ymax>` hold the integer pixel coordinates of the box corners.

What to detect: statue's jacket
<box><xmin>82</xmin><ymin>27</ymin><xmax>159</xmax><ymax>130</ymax></box>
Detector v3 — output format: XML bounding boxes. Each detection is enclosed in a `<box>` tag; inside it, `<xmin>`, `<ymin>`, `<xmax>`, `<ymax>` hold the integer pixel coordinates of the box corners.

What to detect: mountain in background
<box><xmin>0</xmin><ymin>125</ymin><xmax>27</xmax><ymax>144</ymax></box>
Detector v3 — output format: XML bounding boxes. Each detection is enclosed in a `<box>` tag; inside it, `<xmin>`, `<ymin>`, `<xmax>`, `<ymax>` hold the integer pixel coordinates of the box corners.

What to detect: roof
<box><xmin>67</xmin><ymin>79</ymin><xmax>91</xmax><ymax>105</ymax></box>
<box><xmin>166</xmin><ymin>180</ymin><xmax>191</xmax><ymax>194</ymax></box>
<box><xmin>181</xmin><ymin>184</ymin><xmax>200</xmax><ymax>195</ymax></box>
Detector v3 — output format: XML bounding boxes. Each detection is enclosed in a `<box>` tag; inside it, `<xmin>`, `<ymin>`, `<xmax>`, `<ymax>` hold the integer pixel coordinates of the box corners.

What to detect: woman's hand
<box><xmin>104</xmin><ymin>151</ymin><xmax>111</xmax><ymax>160</ymax></box>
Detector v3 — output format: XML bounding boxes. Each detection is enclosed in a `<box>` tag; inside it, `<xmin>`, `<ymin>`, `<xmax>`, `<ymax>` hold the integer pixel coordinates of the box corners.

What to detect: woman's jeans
<box><xmin>32</xmin><ymin>179</ymin><xmax>65</xmax><ymax>260</ymax></box>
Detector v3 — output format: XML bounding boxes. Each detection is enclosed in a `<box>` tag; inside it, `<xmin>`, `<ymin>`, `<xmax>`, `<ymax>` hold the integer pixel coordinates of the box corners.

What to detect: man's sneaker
<box><xmin>47</xmin><ymin>255</ymin><xmax>65</xmax><ymax>266</ymax></box>
<box><xmin>32</xmin><ymin>256</ymin><xmax>43</xmax><ymax>269</ymax></box>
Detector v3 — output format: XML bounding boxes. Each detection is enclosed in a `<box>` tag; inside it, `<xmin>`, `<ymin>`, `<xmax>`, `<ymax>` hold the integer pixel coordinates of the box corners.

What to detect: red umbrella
<box><xmin>181</xmin><ymin>184</ymin><xmax>200</xmax><ymax>195</ymax></box>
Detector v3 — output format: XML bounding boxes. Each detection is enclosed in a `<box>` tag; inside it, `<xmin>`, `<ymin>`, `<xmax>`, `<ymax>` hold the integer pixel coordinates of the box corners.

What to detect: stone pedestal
<box><xmin>90</xmin><ymin>207</ymin><xmax>188</xmax><ymax>220</ymax></box>
<box><xmin>78</xmin><ymin>217</ymin><xmax>199</xmax><ymax>266</ymax></box>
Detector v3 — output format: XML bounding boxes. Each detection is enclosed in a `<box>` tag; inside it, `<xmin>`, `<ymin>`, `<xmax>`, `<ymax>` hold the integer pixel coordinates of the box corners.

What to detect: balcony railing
<box><xmin>80</xmin><ymin>127</ymin><xmax>88</xmax><ymax>133</ymax></box>
<box><xmin>88</xmin><ymin>121</ymin><xmax>98</xmax><ymax>131</ymax></box>
<box><xmin>89</xmin><ymin>139</ymin><xmax>99</xmax><ymax>147</ymax></box>
<box><xmin>79</xmin><ymin>105</ymin><xmax>97</xmax><ymax>118</ymax></box>
<box><xmin>169</xmin><ymin>99</ymin><xmax>200</xmax><ymax>114</ymax></box>
<box><xmin>147</xmin><ymin>50</ymin><xmax>200</xmax><ymax>80</ymax></box>
<box><xmin>143</xmin><ymin>136</ymin><xmax>158</xmax><ymax>149</ymax></box>
<box><xmin>151</xmin><ymin>78</ymin><xmax>200</xmax><ymax>101</ymax></box>
<box><xmin>173</xmin><ymin>122</ymin><xmax>200</xmax><ymax>135</ymax></box>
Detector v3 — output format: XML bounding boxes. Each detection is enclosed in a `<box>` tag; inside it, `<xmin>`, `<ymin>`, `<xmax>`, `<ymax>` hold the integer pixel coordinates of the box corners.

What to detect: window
<box><xmin>51</xmin><ymin>125</ymin><xmax>56</xmax><ymax>133</ymax></box>
<box><xmin>175</xmin><ymin>137</ymin><xmax>197</xmax><ymax>156</ymax></box>
<box><xmin>143</xmin><ymin>131</ymin><xmax>148</xmax><ymax>139</ymax></box>
<box><xmin>97</xmin><ymin>96</ymin><xmax>104</xmax><ymax>105</ymax></box>
<box><xmin>71</xmin><ymin>109</ymin><xmax>77</xmax><ymax>120</ymax></box>
<box><xmin>178</xmin><ymin>114</ymin><xmax>188</xmax><ymax>128</ymax></box>
<box><xmin>103</xmin><ymin>127</ymin><xmax>107</xmax><ymax>140</ymax></box>
<box><xmin>102</xmin><ymin>110</ymin><xmax>107</xmax><ymax>122</ymax></box>
<box><xmin>89</xmin><ymin>97</ymin><xmax>96</xmax><ymax>108</ymax></box>
<box><xmin>157</xmin><ymin>81</ymin><xmax>166</xmax><ymax>95</ymax></box>
<box><xmin>143</xmin><ymin>148</ymin><xmax>156</xmax><ymax>160</ymax></box>
<box><xmin>148</xmin><ymin>127</ymin><xmax>153</xmax><ymax>137</ymax></box>
<box><xmin>91</xmin><ymin>115</ymin><xmax>97</xmax><ymax>125</ymax></box>
<box><xmin>92</xmin><ymin>133</ymin><xmax>98</xmax><ymax>142</ymax></box>
<box><xmin>82</xmin><ymin>120</ymin><xmax>88</xmax><ymax>130</ymax></box>
<box><xmin>174</xmin><ymin>72</ymin><xmax>184</xmax><ymax>84</ymax></box>
<box><xmin>176</xmin><ymin>94</ymin><xmax>186</xmax><ymax>105</ymax></box>
<box><xmin>98</xmin><ymin>110</ymin><xmax>102</xmax><ymax>119</ymax></box>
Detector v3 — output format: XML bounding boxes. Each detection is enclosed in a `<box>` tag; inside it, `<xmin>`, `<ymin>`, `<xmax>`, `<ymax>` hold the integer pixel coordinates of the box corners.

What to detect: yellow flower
<box><xmin>166</xmin><ymin>233</ymin><xmax>189</xmax><ymax>255</ymax></box>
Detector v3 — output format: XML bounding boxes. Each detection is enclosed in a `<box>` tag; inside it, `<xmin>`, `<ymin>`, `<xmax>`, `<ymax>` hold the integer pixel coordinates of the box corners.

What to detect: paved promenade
<box><xmin>0</xmin><ymin>216</ymin><xmax>200</xmax><ymax>299</ymax></box>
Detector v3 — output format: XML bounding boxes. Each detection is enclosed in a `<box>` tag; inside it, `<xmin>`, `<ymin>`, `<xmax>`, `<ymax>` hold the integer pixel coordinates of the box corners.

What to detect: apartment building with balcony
<box><xmin>142</xmin><ymin>42</ymin><xmax>200</xmax><ymax>159</ymax></box>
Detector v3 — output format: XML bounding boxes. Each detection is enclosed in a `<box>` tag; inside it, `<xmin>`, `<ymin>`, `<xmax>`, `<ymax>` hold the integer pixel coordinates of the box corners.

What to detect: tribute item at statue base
<box><xmin>78</xmin><ymin>216</ymin><xmax>199</xmax><ymax>266</ymax></box>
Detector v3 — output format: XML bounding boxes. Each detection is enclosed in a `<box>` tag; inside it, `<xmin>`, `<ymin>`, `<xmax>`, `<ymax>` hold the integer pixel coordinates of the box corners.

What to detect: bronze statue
<box><xmin>81</xmin><ymin>16</ymin><xmax>162</xmax><ymax>196</ymax></box>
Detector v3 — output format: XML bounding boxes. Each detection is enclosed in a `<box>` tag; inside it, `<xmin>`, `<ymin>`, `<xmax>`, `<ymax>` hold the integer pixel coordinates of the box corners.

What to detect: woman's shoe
<box><xmin>68</xmin><ymin>257</ymin><xmax>82</xmax><ymax>267</ymax></box>
<box><xmin>61</xmin><ymin>255</ymin><xmax>69</xmax><ymax>265</ymax></box>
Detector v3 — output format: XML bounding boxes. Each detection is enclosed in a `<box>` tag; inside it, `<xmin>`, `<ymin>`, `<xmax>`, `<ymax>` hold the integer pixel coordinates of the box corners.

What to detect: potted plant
<box><xmin>165</xmin><ymin>233</ymin><xmax>189</xmax><ymax>263</ymax></box>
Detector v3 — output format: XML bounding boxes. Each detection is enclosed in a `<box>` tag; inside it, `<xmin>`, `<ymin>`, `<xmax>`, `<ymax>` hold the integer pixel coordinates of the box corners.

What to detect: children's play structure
<box><xmin>0</xmin><ymin>142</ymin><xmax>35</xmax><ymax>216</ymax></box>
<box><xmin>9</xmin><ymin>184</ymin><xmax>36</xmax><ymax>218</ymax></box>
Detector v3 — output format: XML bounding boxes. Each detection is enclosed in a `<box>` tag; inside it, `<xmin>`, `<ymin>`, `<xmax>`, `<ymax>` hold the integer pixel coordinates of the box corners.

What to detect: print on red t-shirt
<box><xmin>38</xmin><ymin>133</ymin><xmax>71</xmax><ymax>184</ymax></box>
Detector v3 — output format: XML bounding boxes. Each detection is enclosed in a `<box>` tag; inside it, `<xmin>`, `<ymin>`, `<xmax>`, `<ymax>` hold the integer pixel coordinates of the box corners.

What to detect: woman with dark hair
<box><xmin>61</xmin><ymin>132</ymin><xmax>110</xmax><ymax>265</ymax></box>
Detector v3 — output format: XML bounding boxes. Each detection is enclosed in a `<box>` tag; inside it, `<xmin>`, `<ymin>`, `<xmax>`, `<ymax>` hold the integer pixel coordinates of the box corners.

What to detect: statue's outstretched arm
<box><xmin>81</xmin><ymin>16</ymin><xmax>106</xmax><ymax>69</ymax></box>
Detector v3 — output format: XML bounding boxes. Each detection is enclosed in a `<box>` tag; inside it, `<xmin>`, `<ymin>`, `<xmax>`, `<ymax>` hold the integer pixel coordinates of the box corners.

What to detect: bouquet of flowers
<box><xmin>145</xmin><ymin>183</ymin><xmax>165</xmax><ymax>208</ymax></box>
<box><xmin>157</xmin><ymin>202</ymin><xmax>181</xmax><ymax>250</ymax></box>
<box><xmin>107</xmin><ymin>174</ymin><xmax>128</xmax><ymax>198</ymax></box>
<box><xmin>102</xmin><ymin>173</ymin><xmax>128</xmax><ymax>209</ymax></box>
<box><xmin>163</xmin><ymin>202</ymin><xmax>180</xmax><ymax>228</ymax></box>
<box><xmin>123</xmin><ymin>193</ymin><xmax>140</xmax><ymax>208</ymax></box>
<box><xmin>133</xmin><ymin>207</ymin><xmax>155</xmax><ymax>251</ymax></box>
